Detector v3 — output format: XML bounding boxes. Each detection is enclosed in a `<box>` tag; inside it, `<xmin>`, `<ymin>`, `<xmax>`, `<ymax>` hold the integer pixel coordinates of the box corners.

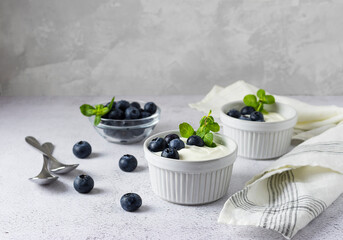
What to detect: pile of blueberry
<box><xmin>148</xmin><ymin>133</ymin><xmax>205</xmax><ymax>159</ymax></box>
<box><xmin>102</xmin><ymin>100</ymin><xmax>157</xmax><ymax>120</ymax></box>
<box><xmin>227</xmin><ymin>106</ymin><xmax>265</xmax><ymax>122</ymax></box>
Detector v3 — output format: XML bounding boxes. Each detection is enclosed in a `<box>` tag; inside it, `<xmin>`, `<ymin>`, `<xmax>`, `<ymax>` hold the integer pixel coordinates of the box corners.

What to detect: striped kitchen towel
<box><xmin>218</xmin><ymin>123</ymin><xmax>343</xmax><ymax>239</ymax></box>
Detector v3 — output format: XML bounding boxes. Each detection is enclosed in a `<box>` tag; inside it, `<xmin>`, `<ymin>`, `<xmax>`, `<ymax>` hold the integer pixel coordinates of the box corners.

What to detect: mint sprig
<box><xmin>179</xmin><ymin>110</ymin><xmax>220</xmax><ymax>147</ymax></box>
<box><xmin>80</xmin><ymin>97</ymin><xmax>115</xmax><ymax>126</ymax></box>
<box><xmin>243</xmin><ymin>89</ymin><xmax>275</xmax><ymax>114</ymax></box>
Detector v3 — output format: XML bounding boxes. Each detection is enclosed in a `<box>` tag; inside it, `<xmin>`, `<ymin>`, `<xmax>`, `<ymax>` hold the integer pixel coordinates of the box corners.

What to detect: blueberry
<box><xmin>125</xmin><ymin>107</ymin><xmax>141</xmax><ymax>119</ymax></box>
<box><xmin>164</xmin><ymin>134</ymin><xmax>180</xmax><ymax>144</ymax></box>
<box><xmin>227</xmin><ymin>109</ymin><xmax>241</xmax><ymax>118</ymax></box>
<box><xmin>140</xmin><ymin>111</ymin><xmax>151</xmax><ymax>118</ymax></box>
<box><xmin>241</xmin><ymin>106</ymin><xmax>255</xmax><ymax>115</ymax></box>
<box><xmin>250</xmin><ymin>111</ymin><xmax>265</xmax><ymax>122</ymax></box>
<box><xmin>161</xmin><ymin>148</ymin><xmax>180</xmax><ymax>159</ymax></box>
<box><xmin>109</xmin><ymin>109</ymin><xmax>125</xmax><ymax>120</ymax></box>
<box><xmin>144</xmin><ymin>102</ymin><xmax>157</xmax><ymax>114</ymax></box>
<box><xmin>186</xmin><ymin>135</ymin><xmax>205</xmax><ymax>147</ymax></box>
<box><xmin>73</xmin><ymin>141</ymin><xmax>92</xmax><ymax>158</ymax></box>
<box><xmin>239</xmin><ymin>115</ymin><xmax>251</xmax><ymax>121</ymax></box>
<box><xmin>119</xmin><ymin>154</ymin><xmax>138</xmax><ymax>172</ymax></box>
<box><xmin>116</xmin><ymin>100</ymin><xmax>130</xmax><ymax>111</ymax></box>
<box><xmin>169</xmin><ymin>139</ymin><xmax>185</xmax><ymax>150</ymax></box>
<box><xmin>148</xmin><ymin>137</ymin><xmax>167</xmax><ymax>152</ymax></box>
<box><xmin>120</xmin><ymin>193</ymin><xmax>142</xmax><ymax>212</ymax></box>
<box><xmin>73</xmin><ymin>175</ymin><xmax>94</xmax><ymax>193</ymax></box>
<box><xmin>130</xmin><ymin>102</ymin><xmax>141</xmax><ymax>109</ymax></box>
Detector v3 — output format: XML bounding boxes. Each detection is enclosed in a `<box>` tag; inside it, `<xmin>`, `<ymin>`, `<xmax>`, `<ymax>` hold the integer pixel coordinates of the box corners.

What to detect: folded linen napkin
<box><xmin>189</xmin><ymin>81</ymin><xmax>343</xmax><ymax>141</ymax></box>
<box><xmin>218</xmin><ymin>123</ymin><xmax>343</xmax><ymax>239</ymax></box>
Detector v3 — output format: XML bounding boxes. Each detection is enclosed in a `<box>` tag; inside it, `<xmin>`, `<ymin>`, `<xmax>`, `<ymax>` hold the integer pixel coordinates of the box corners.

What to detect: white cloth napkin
<box><xmin>218</xmin><ymin>124</ymin><xmax>343</xmax><ymax>239</ymax></box>
<box><xmin>189</xmin><ymin>81</ymin><xmax>343</xmax><ymax>141</ymax></box>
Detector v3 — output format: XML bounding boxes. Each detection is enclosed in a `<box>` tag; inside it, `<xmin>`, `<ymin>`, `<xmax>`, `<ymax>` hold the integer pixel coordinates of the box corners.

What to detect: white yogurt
<box><xmin>264</xmin><ymin>112</ymin><xmax>285</xmax><ymax>122</ymax></box>
<box><xmin>154</xmin><ymin>138</ymin><xmax>230</xmax><ymax>161</ymax></box>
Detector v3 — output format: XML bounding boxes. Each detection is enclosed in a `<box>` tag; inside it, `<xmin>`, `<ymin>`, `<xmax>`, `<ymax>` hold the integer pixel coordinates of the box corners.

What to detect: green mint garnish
<box><xmin>179</xmin><ymin>110</ymin><xmax>220</xmax><ymax>147</ymax></box>
<box><xmin>243</xmin><ymin>89</ymin><xmax>275</xmax><ymax>114</ymax></box>
<box><xmin>80</xmin><ymin>97</ymin><xmax>115</xmax><ymax>126</ymax></box>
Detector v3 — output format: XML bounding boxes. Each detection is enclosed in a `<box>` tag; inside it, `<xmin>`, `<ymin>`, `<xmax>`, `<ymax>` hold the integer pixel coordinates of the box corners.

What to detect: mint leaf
<box><xmin>257</xmin><ymin>89</ymin><xmax>265</xmax><ymax>99</ymax></box>
<box><xmin>180</xmin><ymin>110</ymin><xmax>220</xmax><ymax>148</ymax></box>
<box><xmin>179</xmin><ymin>122</ymin><xmax>195</xmax><ymax>138</ymax></box>
<box><xmin>243</xmin><ymin>89</ymin><xmax>275</xmax><ymax>113</ymax></box>
<box><xmin>80</xmin><ymin>97</ymin><xmax>117</xmax><ymax>126</ymax></box>
<box><xmin>99</xmin><ymin>107</ymin><xmax>110</xmax><ymax>115</ymax></box>
<box><xmin>207</xmin><ymin>116</ymin><xmax>214</xmax><ymax>124</ymax></box>
<box><xmin>243</xmin><ymin>95</ymin><xmax>258</xmax><ymax>109</ymax></box>
<box><xmin>196</xmin><ymin>125</ymin><xmax>210</xmax><ymax>138</ymax></box>
<box><xmin>108</xmin><ymin>97</ymin><xmax>115</xmax><ymax>110</ymax></box>
<box><xmin>264</xmin><ymin>95</ymin><xmax>275</xmax><ymax>104</ymax></box>
<box><xmin>80</xmin><ymin>104</ymin><xmax>96</xmax><ymax>117</ymax></box>
<box><xmin>94</xmin><ymin>115</ymin><xmax>101</xmax><ymax>125</ymax></box>
<box><xmin>199</xmin><ymin>116</ymin><xmax>206</xmax><ymax>126</ymax></box>
<box><xmin>209</xmin><ymin>122</ymin><xmax>220</xmax><ymax>132</ymax></box>
<box><xmin>203</xmin><ymin>132</ymin><xmax>213</xmax><ymax>147</ymax></box>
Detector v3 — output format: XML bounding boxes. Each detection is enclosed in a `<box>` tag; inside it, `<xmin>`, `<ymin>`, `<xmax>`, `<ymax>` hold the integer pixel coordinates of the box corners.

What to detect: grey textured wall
<box><xmin>1</xmin><ymin>0</ymin><xmax>343</xmax><ymax>96</ymax></box>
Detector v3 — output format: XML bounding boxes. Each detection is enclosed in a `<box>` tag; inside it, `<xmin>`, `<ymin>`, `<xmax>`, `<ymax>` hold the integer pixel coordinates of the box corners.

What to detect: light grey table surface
<box><xmin>0</xmin><ymin>95</ymin><xmax>342</xmax><ymax>240</ymax></box>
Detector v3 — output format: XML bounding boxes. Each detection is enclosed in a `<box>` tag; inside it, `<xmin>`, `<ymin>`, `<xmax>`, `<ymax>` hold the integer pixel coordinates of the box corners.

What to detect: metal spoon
<box><xmin>29</xmin><ymin>143</ymin><xmax>58</xmax><ymax>184</ymax></box>
<box><xmin>25</xmin><ymin>136</ymin><xmax>79</xmax><ymax>174</ymax></box>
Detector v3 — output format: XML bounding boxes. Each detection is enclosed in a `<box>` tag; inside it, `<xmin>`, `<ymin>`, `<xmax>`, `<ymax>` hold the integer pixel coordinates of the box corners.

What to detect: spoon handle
<box><xmin>42</xmin><ymin>142</ymin><xmax>54</xmax><ymax>170</ymax></box>
<box><xmin>25</xmin><ymin>136</ymin><xmax>56</xmax><ymax>160</ymax></box>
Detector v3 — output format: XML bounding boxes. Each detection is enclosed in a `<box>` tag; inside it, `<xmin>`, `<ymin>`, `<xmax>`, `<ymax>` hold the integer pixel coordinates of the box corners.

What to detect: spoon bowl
<box><xmin>25</xmin><ymin>137</ymin><xmax>79</xmax><ymax>174</ymax></box>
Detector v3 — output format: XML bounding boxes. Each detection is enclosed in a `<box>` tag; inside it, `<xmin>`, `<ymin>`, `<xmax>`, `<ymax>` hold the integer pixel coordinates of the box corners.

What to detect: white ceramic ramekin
<box><xmin>220</xmin><ymin>101</ymin><xmax>297</xmax><ymax>159</ymax></box>
<box><xmin>143</xmin><ymin>130</ymin><xmax>237</xmax><ymax>205</ymax></box>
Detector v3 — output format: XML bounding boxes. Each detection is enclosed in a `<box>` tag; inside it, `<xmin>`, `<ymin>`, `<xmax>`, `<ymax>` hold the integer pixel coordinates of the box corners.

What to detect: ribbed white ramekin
<box><xmin>143</xmin><ymin>130</ymin><xmax>237</xmax><ymax>205</ymax></box>
<box><xmin>220</xmin><ymin>101</ymin><xmax>297</xmax><ymax>159</ymax></box>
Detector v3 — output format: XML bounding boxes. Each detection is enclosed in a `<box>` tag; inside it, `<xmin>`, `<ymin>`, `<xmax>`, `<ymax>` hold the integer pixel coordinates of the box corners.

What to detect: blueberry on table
<box><xmin>73</xmin><ymin>141</ymin><xmax>92</xmax><ymax>158</ymax></box>
<box><xmin>148</xmin><ymin>137</ymin><xmax>167</xmax><ymax>152</ymax></box>
<box><xmin>250</xmin><ymin>111</ymin><xmax>265</xmax><ymax>122</ymax></box>
<box><xmin>140</xmin><ymin>111</ymin><xmax>152</xmax><ymax>118</ymax></box>
<box><xmin>119</xmin><ymin>154</ymin><xmax>138</xmax><ymax>172</ymax></box>
<box><xmin>169</xmin><ymin>139</ymin><xmax>185</xmax><ymax>150</ymax></box>
<box><xmin>186</xmin><ymin>135</ymin><xmax>205</xmax><ymax>147</ymax></box>
<box><xmin>116</xmin><ymin>100</ymin><xmax>130</xmax><ymax>111</ymax></box>
<box><xmin>227</xmin><ymin>109</ymin><xmax>241</xmax><ymax>119</ymax></box>
<box><xmin>125</xmin><ymin>107</ymin><xmax>141</xmax><ymax>119</ymax></box>
<box><xmin>109</xmin><ymin>109</ymin><xmax>125</xmax><ymax>120</ymax></box>
<box><xmin>120</xmin><ymin>193</ymin><xmax>142</xmax><ymax>212</ymax></box>
<box><xmin>241</xmin><ymin>106</ymin><xmax>255</xmax><ymax>115</ymax></box>
<box><xmin>130</xmin><ymin>101</ymin><xmax>141</xmax><ymax>109</ymax></box>
<box><xmin>164</xmin><ymin>133</ymin><xmax>180</xmax><ymax>144</ymax></box>
<box><xmin>144</xmin><ymin>102</ymin><xmax>157</xmax><ymax>114</ymax></box>
<box><xmin>161</xmin><ymin>148</ymin><xmax>180</xmax><ymax>159</ymax></box>
<box><xmin>73</xmin><ymin>175</ymin><xmax>94</xmax><ymax>193</ymax></box>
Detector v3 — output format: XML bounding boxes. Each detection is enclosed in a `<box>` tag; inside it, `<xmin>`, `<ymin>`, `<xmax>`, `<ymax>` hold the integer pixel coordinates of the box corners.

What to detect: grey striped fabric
<box><xmin>219</xmin><ymin>126</ymin><xmax>343</xmax><ymax>239</ymax></box>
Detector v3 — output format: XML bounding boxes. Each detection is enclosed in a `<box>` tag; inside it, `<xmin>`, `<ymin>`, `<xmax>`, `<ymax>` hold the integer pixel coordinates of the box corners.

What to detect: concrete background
<box><xmin>1</xmin><ymin>0</ymin><xmax>343</xmax><ymax>96</ymax></box>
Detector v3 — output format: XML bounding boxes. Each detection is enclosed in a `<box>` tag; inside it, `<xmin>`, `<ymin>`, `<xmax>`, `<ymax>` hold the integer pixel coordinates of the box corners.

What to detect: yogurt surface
<box><xmin>154</xmin><ymin>138</ymin><xmax>231</xmax><ymax>161</ymax></box>
<box><xmin>264</xmin><ymin>112</ymin><xmax>285</xmax><ymax>122</ymax></box>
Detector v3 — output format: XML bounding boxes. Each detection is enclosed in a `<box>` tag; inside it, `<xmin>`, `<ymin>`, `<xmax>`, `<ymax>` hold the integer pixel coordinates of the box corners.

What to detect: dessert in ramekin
<box><xmin>220</xmin><ymin>101</ymin><xmax>297</xmax><ymax>159</ymax></box>
<box><xmin>143</xmin><ymin>130</ymin><xmax>237</xmax><ymax>205</ymax></box>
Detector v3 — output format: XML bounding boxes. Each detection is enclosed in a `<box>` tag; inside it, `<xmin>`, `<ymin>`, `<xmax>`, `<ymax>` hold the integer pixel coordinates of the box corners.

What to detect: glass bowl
<box><xmin>89</xmin><ymin>102</ymin><xmax>161</xmax><ymax>144</ymax></box>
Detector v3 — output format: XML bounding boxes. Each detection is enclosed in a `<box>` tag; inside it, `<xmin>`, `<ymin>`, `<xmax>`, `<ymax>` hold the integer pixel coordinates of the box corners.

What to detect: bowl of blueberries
<box><xmin>89</xmin><ymin>100</ymin><xmax>160</xmax><ymax>144</ymax></box>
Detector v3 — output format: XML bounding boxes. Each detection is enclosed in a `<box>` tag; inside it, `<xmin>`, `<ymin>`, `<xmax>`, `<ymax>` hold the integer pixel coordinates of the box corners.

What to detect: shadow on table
<box><xmin>39</xmin><ymin>180</ymin><xmax>68</xmax><ymax>193</ymax></box>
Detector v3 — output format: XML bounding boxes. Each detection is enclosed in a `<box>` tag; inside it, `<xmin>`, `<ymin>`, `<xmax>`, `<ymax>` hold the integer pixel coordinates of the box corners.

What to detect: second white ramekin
<box><xmin>220</xmin><ymin>101</ymin><xmax>297</xmax><ymax>159</ymax></box>
<box><xmin>143</xmin><ymin>130</ymin><xmax>237</xmax><ymax>205</ymax></box>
